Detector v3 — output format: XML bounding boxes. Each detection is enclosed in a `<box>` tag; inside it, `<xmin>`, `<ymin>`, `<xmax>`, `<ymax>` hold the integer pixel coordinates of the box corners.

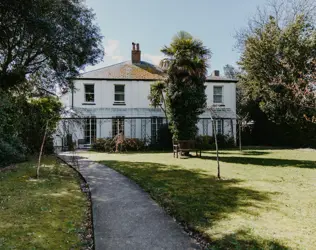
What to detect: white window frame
<box><xmin>84</xmin><ymin>117</ymin><xmax>97</xmax><ymax>144</ymax></box>
<box><xmin>151</xmin><ymin>117</ymin><xmax>163</xmax><ymax>144</ymax></box>
<box><xmin>215</xmin><ymin>120</ymin><xmax>223</xmax><ymax>134</ymax></box>
<box><xmin>114</xmin><ymin>84</ymin><xmax>125</xmax><ymax>104</ymax></box>
<box><xmin>84</xmin><ymin>84</ymin><xmax>95</xmax><ymax>103</ymax></box>
<box><xmin>213</xmin><ymin>85</ymin><xmax>223</xmax><ymax>104</ymax></box>
<box><xmin>112</xmin><ymin>117</ymin><xmax>125</xmax><ymax>137</ymax></box>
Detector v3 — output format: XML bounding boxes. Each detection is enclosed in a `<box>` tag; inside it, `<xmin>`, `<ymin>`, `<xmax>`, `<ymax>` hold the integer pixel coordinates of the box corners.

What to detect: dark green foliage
<box><xmin>0</xmin><ymin>91</ymin><xmax>62</xmax><ymax>167</ymax></box>
<box><xmin>237</xmin><ymin>15</ymin><xmax>316</xmax><ymax>147</ymax></box>
<box><xmin>196</xmin><ymin>135</ymin><xmax>236</xmax><ymax>150</ymax></box>
<box><xmin>0</xmin><ymin>0</ymin><xmax>103</xmax><ymax>92</ymax></box>
<box><xmin>0</xmin><ymin>137</ymin><xmax>27</xmax><ymax>168</ymax></box>
<box><xmin>21</xmin><ymin>97</ymin><xmax>62</xmax><ymax>154</ymax></box>
<box><xmin>162</xmin><ymin>31</ymin><xmax>211</xmax><ymax>140</ymax></box>
<box><xmin>92</xmin><ymin>138</ymin><xmax>146</xmax><ymax>152</ymax></box>
<box><xmin>155</xmin><ymin>124</ymin><xmax>173</xmax><ymax>150</ymax></box>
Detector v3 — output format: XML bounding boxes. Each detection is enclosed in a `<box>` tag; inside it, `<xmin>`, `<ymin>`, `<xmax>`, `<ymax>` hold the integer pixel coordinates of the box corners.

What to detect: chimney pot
<box><xmin>131</xmin><ymin>42</ymin><xmax>141</xmax><ymax>63</ymax></box>
<box><xmin>213</xmin><ymin>70</ymin><xmax>220</xmax><ymax>77</ymax></box>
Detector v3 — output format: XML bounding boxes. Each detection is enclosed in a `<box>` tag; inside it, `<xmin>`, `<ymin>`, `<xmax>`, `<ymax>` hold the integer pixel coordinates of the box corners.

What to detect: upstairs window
<box><xmin>114</xmin><ymin>85</ymin><xmax>125</xmax><ymax>104</ymax></box>
<box><xmin>84</xmin><ymin>84</ymin><xmax>95</xmax><ymax>102</ymax></box>
<box><xmin>213</xmin><ymin>86</ymin><xmax>223</xmax><ymax>104</ymax></box>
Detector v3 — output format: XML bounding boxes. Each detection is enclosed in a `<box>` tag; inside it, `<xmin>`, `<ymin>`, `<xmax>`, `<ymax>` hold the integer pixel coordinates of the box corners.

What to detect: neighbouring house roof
<box><xmin>78</xmin><ymin>61</ymin><xmax>165</xmax><ymax>81</ymax></box>
<box><xmin>206</xmin><ymin>75</ymin><xmax>238</xmax><ymax>83</ymax></box>
<box><xmin>202</xmin><ymin>107</ymin><xmax>237</xmax><ymax>119</ymax></box>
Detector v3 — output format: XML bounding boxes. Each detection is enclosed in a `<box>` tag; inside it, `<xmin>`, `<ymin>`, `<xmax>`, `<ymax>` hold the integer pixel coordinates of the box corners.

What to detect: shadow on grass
<box><xmin>203</xmin><ymin>150</ymin><xmax>271</xmax><ymax>156</ymax></box>
<box><xmin>101</xmin><ymin>161</ymin><xmax>276</xmax><ymax>239</ymax></box>
<box><xmin>209</xmin><ymin>230</ymin><xmax>289</xmax><ymax>250</ymax></box>
<box><xmin>202</xmin><ymin>155</ymin><xmax>316</xmax><ymax>169</ymax></box>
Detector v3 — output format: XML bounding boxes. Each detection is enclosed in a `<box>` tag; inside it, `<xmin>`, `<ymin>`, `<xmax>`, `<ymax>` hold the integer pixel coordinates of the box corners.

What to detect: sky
<box><xmin>84</xmin><ymin>0</ymin><xmax>267</xmax><ymax>75</ymax></box>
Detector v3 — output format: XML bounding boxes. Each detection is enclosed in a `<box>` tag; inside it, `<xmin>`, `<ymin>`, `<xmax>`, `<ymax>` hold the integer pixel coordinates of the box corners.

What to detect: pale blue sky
<box><xmin>84</xmin><ymin>0</ymin><xmax>267</xmax><ymax>75</ymax></box>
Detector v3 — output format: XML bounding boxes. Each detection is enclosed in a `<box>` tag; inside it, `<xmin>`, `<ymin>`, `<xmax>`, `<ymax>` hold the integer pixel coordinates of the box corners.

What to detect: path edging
<box><xmin>57</xmin><ymin>155</ymin><xmax>95</xmax><ymax>250</ymax></box>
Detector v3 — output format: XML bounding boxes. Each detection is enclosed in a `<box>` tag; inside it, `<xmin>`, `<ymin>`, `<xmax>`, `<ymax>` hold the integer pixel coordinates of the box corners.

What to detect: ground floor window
<box><xmin>215</xmin><ymin>119</ymin><xmax>223</xmax><ymax>134</ymax></box>
<box><xmin>84</xmin><ymin>117</ymin><xmax>96</xmax><ymax>144</ymax></box>
<box><xmin>112</xmin><ymin>117</ymin><xmax>125</xmax><ymax>137</ymax></box>
<box><xmin>151</xmin><ymin>117</ymin><xmax>163</xmax><ymax>144</ymax></box>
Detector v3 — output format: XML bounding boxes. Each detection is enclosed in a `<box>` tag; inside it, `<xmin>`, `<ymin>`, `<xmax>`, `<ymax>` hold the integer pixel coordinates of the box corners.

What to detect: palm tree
<box><xmin>148</xmin><ymin>80</ymin><xmax>168</xmax><ymax>122</ymax></box>
<box><xmin>161</xmin><ymin>31</ymin><xmax>211</xmax><ymax>141</ymax></box>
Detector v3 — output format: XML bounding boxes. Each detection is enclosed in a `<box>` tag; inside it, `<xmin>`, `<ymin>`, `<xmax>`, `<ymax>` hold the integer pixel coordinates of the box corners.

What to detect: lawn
<box><xmin>0</xmin><ymin>156</ymin><xmax>91</xmax><ymax>249</ymax></box>
<box><xmin>77</xmin><ymin>148</ymin><xmax>316</xmax><ymax>250</ymax></box>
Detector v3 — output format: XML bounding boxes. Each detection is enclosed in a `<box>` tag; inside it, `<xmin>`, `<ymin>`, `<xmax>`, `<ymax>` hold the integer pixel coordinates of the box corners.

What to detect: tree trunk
<box><xmin>160</xmin><ymin>91</ymin><xmax>168</xmax><ymax>124</ymax></box>
<box><xmin>37</xmin><ymin>121</ymin><xmax>48</xmax><ymax>179</ymax></box>
<box><xmin>213</xmin><ymin>121</ymin><xmax>221</xmax><ymax>179</ymax></box>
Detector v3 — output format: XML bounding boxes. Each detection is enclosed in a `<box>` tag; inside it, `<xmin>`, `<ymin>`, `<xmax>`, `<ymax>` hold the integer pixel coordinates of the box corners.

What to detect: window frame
<box><xmin>112</xmin><ymin>116</ymin><xmax>125</xmax><ymax>138</ymax></box>
<box><xmin>215</xmin><ymin>119</ymin><xmax>223</xmax><ymax>135</ymax></box>
<box><xmin>84</xmin><ymin>117</ymin><xmax>97</xmax><ymax>144</ymax></box>
<box><xmin>213</xmin><ymin>85</ymin><xmax>223</xmax><ymax>104</ymax></box>
<box><xmin>84</xmin><ymin>84</ymin><xmax>95</xmax><ymax>103</ymax></box>
<box><xmin>151</xmin><ymin>117</ymin><xmax>163</xmax><ymax>144</ymax></box>
<box><xmin>114</xmin><ymin>84</ymin><xmax>125</xmax><ymax>104</ymax></box>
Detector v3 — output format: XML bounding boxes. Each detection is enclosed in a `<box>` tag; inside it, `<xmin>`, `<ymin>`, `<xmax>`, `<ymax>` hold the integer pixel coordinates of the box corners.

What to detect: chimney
<box><xmin>213</xmin><ymin>70</ymin><xmax>220</xmax><ymax>77</ymax></box>
<box><xmin>131</xmin><ymin>42</ymin><xmax>141</xmax><ymax>64</ymax></box>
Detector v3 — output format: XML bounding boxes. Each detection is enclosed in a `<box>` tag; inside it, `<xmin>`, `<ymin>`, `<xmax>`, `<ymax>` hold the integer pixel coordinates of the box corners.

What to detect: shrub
<box><xmin>150</xmin><ymin>124</ymin><xmax>173</xmax><ymax>150</ymax></box>
<box><xmin>92</xmin><ymin>138</ymin><xmax>109</xmax><ymax>152</ymax></box>
<box><xmin>196</xmin><ymin>134</ymin><xmax>236</xmax><ymax>150</ymax></box>
<box><xmin>92</xmin><ymin>138</ymin><xmax>146</xmax><ymax>152</ymax></box>
<box><xmin>0</xmin><ymin>137</ymin><xmax>27</xmax><ymax>168</ymax></box>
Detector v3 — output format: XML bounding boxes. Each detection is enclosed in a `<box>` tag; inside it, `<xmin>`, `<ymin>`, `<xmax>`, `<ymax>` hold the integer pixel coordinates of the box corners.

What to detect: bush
<box><xmin>92</xmin><ymin>138</ymin><xmax>146</xmax><ymax>152</ymax></box>
<box><xmin>0</xmin><ymin>137</ymin><xmax>27</xmax><ymax>168</ymax></box>
<box><xmin>196</xmin><ymin>134</ymin><xmax>236</xmax><ymax>150</ymax></box>
<box><xmin>151</xmin><ymin>124</ymin><xmax>173</xmax><ymax>150</ymax></box>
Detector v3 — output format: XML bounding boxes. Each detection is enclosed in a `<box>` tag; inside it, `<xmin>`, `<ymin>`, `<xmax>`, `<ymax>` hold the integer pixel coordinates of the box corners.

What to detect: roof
<box><xmin>78</xmin><ymin>60</ymin><xmax>238</xmax><ymax>83</ymax></box>
<box><xmin>206</xmin><ymin>75</ymin><xmax>238</xmax><ymax>83</ymax></box>
<box><xmin>79</xmin><ymin>61</ymin><xmax>165</xmax><ymax>81</ymax></box>
<box><xmin>202</xmin><ymin>107</ymin><xmax>237</xmax><ymax>119</ymax></box>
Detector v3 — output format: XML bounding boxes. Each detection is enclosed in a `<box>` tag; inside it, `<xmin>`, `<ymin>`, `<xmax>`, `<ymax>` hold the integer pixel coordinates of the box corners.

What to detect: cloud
<box><xmin>143</xmin><ymin>53</ymin><xmax>164</xmax><ymax>65</ymax></box>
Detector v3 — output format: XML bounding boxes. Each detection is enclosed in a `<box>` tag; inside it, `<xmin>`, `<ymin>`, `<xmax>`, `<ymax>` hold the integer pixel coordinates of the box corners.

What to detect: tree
<box><xmin>0</xmin><ymin>0</ymin><xmax>103</xmax><ymax>92</ymax></box>
<box><xmin>25</xmin><ymin>97</ymin><xmax>62</xmax><ymax>178</ymax></box>
<box><xmin>161</xmin><ymin>31</ymin><xmax>211</xmax><ymax>141</ymax></box>
<box><xmin>223</xmin><ymin>64</ymin><xmax>239</xmax><ymax>79</ymax></box>
<box><xmin>235</xmin><ymin>0</ymin><xmax>316</xmax><ymax>52</ymax></box>
<box><xmin>239</xmin><ymin>15</ymin><xmax>316</xmax><ymax>125</ymax></box>
<box><xmin>148</xmin><ymin>81</ymin><xmax>168</xmax><ymax>121</ymax></box>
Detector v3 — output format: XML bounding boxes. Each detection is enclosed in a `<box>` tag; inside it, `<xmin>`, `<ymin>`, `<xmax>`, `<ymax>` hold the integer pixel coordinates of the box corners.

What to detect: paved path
<box><xmin>58</xmin><ymin>152</ymin><xmax>200</xmax><ymax>250</ymax></box>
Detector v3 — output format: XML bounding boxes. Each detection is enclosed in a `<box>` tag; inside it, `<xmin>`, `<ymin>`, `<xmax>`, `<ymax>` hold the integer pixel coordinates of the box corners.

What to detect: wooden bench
<box><xmin>173</xmin><ymin>140</ymin><xmax>201</xmax><ymax>158</ymax></box>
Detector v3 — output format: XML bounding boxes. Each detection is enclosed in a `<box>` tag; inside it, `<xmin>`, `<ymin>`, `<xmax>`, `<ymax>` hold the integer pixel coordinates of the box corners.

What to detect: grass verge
<box><xmin>0</xmin><ymin>156</ymin><xmax>91</xmax><ymax>249</ymax></box>
<box><xmin>74</xmin><ymin>148</ymin><xmax>316</xmax><ymax>249</ymax></box>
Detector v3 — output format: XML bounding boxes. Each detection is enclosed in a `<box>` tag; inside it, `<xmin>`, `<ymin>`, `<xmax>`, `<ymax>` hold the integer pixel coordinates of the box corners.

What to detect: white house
<box><xmin>55</xmin><ymin>43</ymin><xmax>237</xmax><ymax>148</ymax></box>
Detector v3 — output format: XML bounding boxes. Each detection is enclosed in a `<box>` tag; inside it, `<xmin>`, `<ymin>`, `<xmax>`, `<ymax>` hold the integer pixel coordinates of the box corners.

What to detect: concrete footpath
<box><xmin>58</xmin><ymin>152</ymin><xmax>200</xmax><ymax>250</ymax></box>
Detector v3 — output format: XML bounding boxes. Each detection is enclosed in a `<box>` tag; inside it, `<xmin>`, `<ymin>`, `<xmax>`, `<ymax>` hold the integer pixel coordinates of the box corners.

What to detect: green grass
<box><xmin>77</xmin><ymin>148</ymin><xmax>316</xmax><ymax>250</ymax></box>
<box><xmin>0</xmin><ymin>156</ymin><xmax>90</xmax><ymax>249</ymax></box>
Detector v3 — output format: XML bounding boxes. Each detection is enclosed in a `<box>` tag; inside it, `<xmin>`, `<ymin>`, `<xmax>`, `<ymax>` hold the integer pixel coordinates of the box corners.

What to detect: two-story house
<box><xmin>55</xmin><ymin>43</ymin><xmax>237</xmax><ymax>148</ymax></box>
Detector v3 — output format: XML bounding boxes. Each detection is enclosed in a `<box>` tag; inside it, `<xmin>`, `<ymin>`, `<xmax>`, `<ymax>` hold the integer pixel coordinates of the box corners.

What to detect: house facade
<box><xmin>55</xmin><ymin>43</ymin><xmax>238</xmax><ymax>148</ymax></box>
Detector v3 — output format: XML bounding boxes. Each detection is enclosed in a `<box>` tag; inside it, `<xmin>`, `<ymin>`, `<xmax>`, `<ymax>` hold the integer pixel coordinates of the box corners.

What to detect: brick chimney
<box><xmin>131</xmin><ymin>42</ymin><xmax>141</xmax><ymax>64</ymax></box>
<box><xmin>212</xmin><ymin>70</ymin><xmax>220</xmax><ymax>77</ymax></box>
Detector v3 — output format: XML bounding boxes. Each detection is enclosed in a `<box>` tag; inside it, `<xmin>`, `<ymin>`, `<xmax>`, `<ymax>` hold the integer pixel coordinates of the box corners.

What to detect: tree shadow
<box><xmin>101</xmin><ymin>160</ymin><xmax>275</xmax><ymax>237</ymax></box>
<box><xmin>208</xmin><ymin>230</ymin><xmax>290</xmax><ymax>250</ymax></box>
<box><xmin>203</xmin><ymin>150</ymin><xmax>271</xmax><ymax>156</ymax></box>
<box><xmin>201</xmin><ymin>155</ymin><xmax>316</xmax><ymax>169</ymax></box>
